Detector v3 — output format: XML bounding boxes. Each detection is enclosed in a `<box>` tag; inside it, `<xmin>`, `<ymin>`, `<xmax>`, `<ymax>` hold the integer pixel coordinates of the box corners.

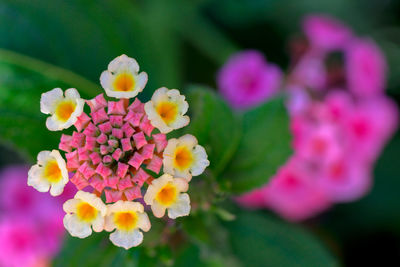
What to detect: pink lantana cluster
<box><xmin>218</xmin><ymin>50</ymin><xmax>283</xmax><ymax>109</ymax></box>
<box><xmin>28</xmin><ymin>55</ymin><xmax>209</xmax><ymax>249</ymax></box>
<box><xmin>218</xmin><ymin>14</ymin><xmax>398</xmax><ymax>221</ymax></box>
<box><xmin>60</xmin><ymin>96</ymin><xmax>166</xmax><ymax>203</ymax></box>
<box><xmin>0</xmin><ymin>166</ymin><xmax>74</xmax><ymax>267</ymax></box>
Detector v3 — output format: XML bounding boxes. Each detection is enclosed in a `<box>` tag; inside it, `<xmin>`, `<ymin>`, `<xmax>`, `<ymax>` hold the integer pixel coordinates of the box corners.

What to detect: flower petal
<box><xmin>40</xmin><ymin>88</ymin><xmax>63</xmax><ymax>114</ymax></box>
<box><xmin>109</xmin><ymin>229</ymin><xmax>143</xmax><ymax>250</ymax></box>
<box><xmin>63</xmin><ymin>213</ymin><xmax>92</xmax><ymax>238</ymax></box>
<box><xmin>168</xmin><ymin>193</ymin><xmax>191</xmax><ymax>219</ymax></box>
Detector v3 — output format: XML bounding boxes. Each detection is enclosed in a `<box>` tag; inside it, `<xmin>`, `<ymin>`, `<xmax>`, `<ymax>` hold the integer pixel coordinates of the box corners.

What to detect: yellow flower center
<box><xmin>156</xmin><ymin>183</ymin><xmax>177</xmax><ymax>206</ymax></box>
<box><xmin>156</xmin><ymin>101</ymin><xmax>178</xmax><ymax>124</ymax></box>
<box><xmin>55</xmin><ymin>101</ymin><xmax>76</xmax><ymax>122</ymax></box>
<box><xmin>44</xmin><ymin>160</ymin><xmax>62</xmax><ymax>183</ymax></box>
<box><xmin>174</xmin><ymin>146</ymin><xmax>193</xmax><ymax>170</ymax></box>
<box><xmin>113</xmin><ymin>73</ymin><xmax>135</xmax><ymax>92</ymax></box>
<box><xmin>76</xmin><ymin>202</ymin><xmax>98</xmax><ymax>222</ymax></box>
<box><xmin>114</xmin><ymin>211</ymin><xmax>138</xmax><ymax>231</ymax></box>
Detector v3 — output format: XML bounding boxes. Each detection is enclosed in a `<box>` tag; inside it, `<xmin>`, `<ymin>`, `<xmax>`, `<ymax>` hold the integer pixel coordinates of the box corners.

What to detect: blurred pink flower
<box><xmin>343</xmin><ymin>97</ymin><xmax>398</xmax><ymax>161</ymax></box>
<box><xmin>0</xmin><ymin>219</ymin><xmax>49</xmax><ymax>267</ymax></box>
<box><xmin>235</xmin><ymin>187</ymin><xmax>266</xmax><ymax>209</ymax></box>
<box><xmin>303</xmin><ymin>14</ymin><xmax>352</xmax><ymax>51</ymax></box>
<box><xmin>218</xmin><ymin>50</ymin><xmax>282</xmax><ymax>109</ymax></box>
<box><xmin>346</xmin><ymin>38</ymin><xmax>387</xmax><ymax>97</ymax></box>
<box><xmin>316</xmin><ymin>155</ymin><xmax>372</xmax><ymax>202</ymax></box>
<box><xmin>226</xmin><ymin>14</ymin><xmax>398</xmax><ymax>222</ymax></box>
<box><xmin>289</xmin><ymin>52</ymin><xmax>327</xmax><ymax>90</ymax></box>
<box><xmin>0</xmin><ymin>165</ymin><xmax>74</xmax><ymax>267</ymax></box>
<box><xmin>296</xmin><ymin>123</ymin><xmax>341</xmax><ymax>162</ymax></box>
<box><xmin>263</xmin><ymin>157</ymin><xmax>331</xmax><ymax>221</ymax></box>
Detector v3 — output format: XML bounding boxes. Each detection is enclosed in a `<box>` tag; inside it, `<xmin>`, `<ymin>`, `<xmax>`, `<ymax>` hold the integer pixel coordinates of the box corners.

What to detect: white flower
<box><xmin>144</xmin><ymin>87</ymin><xmax>190</xmax><ymax>133</ymax></box>
<box><xmin>104</xmin><ymin>201</ymin><xmax>151</xmax><ymax>249</ymax></box>
<box><xmin>28</xmin><ymin>150</ymin><xmax>69</xmax><ymax>196</ymax></box>
<box><xmin>63</xmin><ymin>191</ymin><xmax>107</xmax><ymax>238</ymax></box>
<box><xmin>144</xmin><ymin>174</ymin><xmax>190</xmax><ymax>219</ymax></box>
<box><xmin>163</xmin><ymin>134</ymin><xmax>209</xmax><ymax>181</ymax></box>
<box><xmin>100</xmin><ymin>54</ymin><xmax>148</xmax><ymax>99</ymax></box>
<box><xmin>40</xmin><ymin>88</ymin><xmax>84</xmax><ymax>131</ymax></box>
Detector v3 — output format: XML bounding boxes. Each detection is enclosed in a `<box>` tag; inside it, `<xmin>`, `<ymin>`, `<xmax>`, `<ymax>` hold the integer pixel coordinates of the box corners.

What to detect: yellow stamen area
<box><xmin>174</xmin><ymin>146</ymin><xmax>193</xmax><ymax>170</ymax></box>
<box><xmin>156</xmin><ymin>101</ymin><xmax>178</xmax><ymax>124</ymax></box>
<box><xmin>114</xmin><ymin>211</ymin><xmax>138</xmax><ymax>231</ymax></box>
<box><xmin>76</xmin><ymin>202</ymin><xmax>98</xmax><ymax>222</ymax></box>
<box><xmin>55</xmin><ymin>101</ymin><xmax>76</xmax><ymax>122</ymax></box>
<box><xmin>113</xmin><ymin>73</ymin><xmax>135</xmax><ymax>92</ymax></box>
<box><xmin>44</xmin><ymin>160</ymin><xmax>62</xmax><ymax>183</ymax></box>
<box><xmin>156</xmin><ymin>183</ymin><xmax>177</xmax><ymax>206</ymax></box>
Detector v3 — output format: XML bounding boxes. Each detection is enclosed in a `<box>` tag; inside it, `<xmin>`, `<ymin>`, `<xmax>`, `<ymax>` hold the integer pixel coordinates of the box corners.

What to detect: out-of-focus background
<box><xmin>0</xmin><ymin>0</ymin><xmax>400</xmax><ymax>266</ymax></box>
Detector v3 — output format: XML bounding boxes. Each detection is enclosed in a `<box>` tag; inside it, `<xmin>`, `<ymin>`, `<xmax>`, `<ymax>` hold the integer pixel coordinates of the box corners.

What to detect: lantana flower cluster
<box><xmin>28</xmin><ymin>55</ymin><xmax>209</xmax><ymax>249</ymax></box>
<box><xmin>219</xmin><ymin>15</ymin><xmax>398</xmax><ymax>221</ymax></box>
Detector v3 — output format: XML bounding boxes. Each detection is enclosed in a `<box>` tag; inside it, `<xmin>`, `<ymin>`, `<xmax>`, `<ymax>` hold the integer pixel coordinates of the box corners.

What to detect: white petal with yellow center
<box><xmin>144</xmin><ymin>87</ymin><xmax>190</xmax><ymax>133</ymax></box>
<box><xmin>28</xmin><ymin>150</ymin><xmax>69</xmax><ymax>196</ymax></box>
<box><xmin>63</xmin><ymin>191</ymin><xmax>107</xmax><ymax>238</ymax></box>
<box><xmin>100</xmin><ymin>54</ymin><xmax>148</xmax><ymax>99</ymax></box>
<box><xmin>163</xmin><ymin>134</ymin><xmax>210</xmax><ymax>181</ymax></box>
<box><xmin>144</xmin><ymin>174</ymin><xmax>190</xmax><ymax>219</ymax></box>
<box><xmin>168</xmin><ymin>193</ymin><xmax>191</xmax><ymax>219</ymax></box>
<box><xmin>105</xmin><ymin>200</ymin><xmax>151</xmax><ymax>249</ymax></box>
<box><xmin>40</xmin><ymin>88</ymin><xmax>84</xmax><ymax>131</ymax></box>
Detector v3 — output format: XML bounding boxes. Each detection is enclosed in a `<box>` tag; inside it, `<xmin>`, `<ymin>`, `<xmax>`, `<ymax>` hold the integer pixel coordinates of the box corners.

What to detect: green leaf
<box><xmin>221</xmin><ymin>97</ymin><xmax>292</xmax><ymax>193</ymax></box>
<box><xmin>181</xmin><ymin>86</ymin><xmax>242</xmax><ymax>176</ymax></box>
<box><xmin>0</xmin><ymin>49</ymin><xmax>102</xmax><ymax>160</ymax></box>
<box><xmin>225</xmin><ymin>210</ymin><xmax>339</xmax><ymax>267</ymax></box>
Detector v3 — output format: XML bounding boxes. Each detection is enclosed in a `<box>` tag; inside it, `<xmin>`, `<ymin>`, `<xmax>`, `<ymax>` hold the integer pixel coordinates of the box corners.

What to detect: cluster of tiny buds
<box><xmin>28</xmin><ymin>54</ymin><xmax>209</xmax><ymax>249</ymax></box>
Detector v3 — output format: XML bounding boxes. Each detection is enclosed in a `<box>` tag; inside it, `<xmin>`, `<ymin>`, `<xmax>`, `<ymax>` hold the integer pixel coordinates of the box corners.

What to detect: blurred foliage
<box><xmin>1</xmin><ymin>0</ymin><xmax>400</xmax><ymax>266</ymax></box>
<box><xmin>0</xmin><ymin>48</ymin><xmax>100</xmax><ymax>161</ymax></box>
<box><xmin>225</xmin><ymin>210</ymin><xmax>338</xmax><ymax>267</ymax></box>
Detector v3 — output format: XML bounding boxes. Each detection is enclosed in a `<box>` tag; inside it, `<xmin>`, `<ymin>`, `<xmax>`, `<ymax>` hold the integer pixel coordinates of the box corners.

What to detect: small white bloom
<box><xmin>163</xmin><ymin>134</ymin><xmax>209</xmax><ymax>181</ymax></box>
<box><xmin>40</xmin><ymin>88</ymin><xmax>84</xmax><ymax>131</ymax></box>
<box><xmin>63</xmin><ymin>191</ymin><xmax>107</xmax><ymax>238</ymax></box>
<box><xmin>144</xmin><ymin>87</ymin><xmax>190</xmax><ymax>133</ymax></box>
<box><xmin>144</xmin><ymin>174</ymin><xmax>190</xmax><ymax>219</ymax></box>
<box><xmin>100</xmin><ymin>54</ymin><xmax>148</xmax><ymax>99</ymax></box>
<box><xmin>28</xmin><ymin>150</ymin><xmax>69</xmax><ymax>196</ymax></box>
<box><xmin>104</xmin><ymin>201</ymin><xmax>151</xmax><ymax>249</ymax></box>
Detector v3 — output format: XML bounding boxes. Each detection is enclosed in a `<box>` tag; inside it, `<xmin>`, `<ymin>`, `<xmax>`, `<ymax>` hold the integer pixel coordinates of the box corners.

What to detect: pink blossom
<box><xmin>289</xmin><ymin>52</ymin><xmax>327</xmax><ymax>90</ymax></box>
<box><xmin>218</xmin><ymin>50</ymin><xmax>282</xmax><ymax>109</ymax></box>
<box><xmin>232</xmin><ymin>14</ymin><xmax>398</xmax><ymax>222</ymax></box>
<box><xmin>0</xmin><ymin>166</ymin><xmax>73</xmax><ymax>220</ymax></box>
<box><xmin>60</xmin><ymin>94</ymin><xmax>167</xmax><ymax>203</ymax></box>
<box><xmin>0</xmin><ymin>166</ymin><xmax>74</xmax><ymax>265</ymax></box>
<box><xmin>342</xmin><ymin>97</ymin><xmax>398</xmax><ymax>161</ymax></box>
<box><xmin>263</xmin><ymin>157</ymin><xmax>331</xmax><ymax>221</ymax></box>
<box><xmin>323</xmin><ymin>90</ymin><xmax>353</xmax><ymax>122</ymax></box>
<box><xmin>303</xmin><ymin>14</ymin><xmax>352</xmax><ymax>51</ymax></box>
<box><xmin>286</xmin><ymin>86</ymin><xmax>311</xmax><ymax>115</ymax></box>
<box><xmin>235</xmin><ymin>188</ymin><xmax>266</xmax><ymax>209</ymax></box>
<box><xmin>316</xmin><ymin>155</ymin><xmax>372</xmax><ymax>202</ymax></box>
<box><xmin>346</xmin><ymin>38</ymin><xmax>387</xmax><ymax>97</ymax></box>
<box><xmin>0</xmin><ymin>219</ymin><xmax>46</xmax><ymax>267</ymax></box>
